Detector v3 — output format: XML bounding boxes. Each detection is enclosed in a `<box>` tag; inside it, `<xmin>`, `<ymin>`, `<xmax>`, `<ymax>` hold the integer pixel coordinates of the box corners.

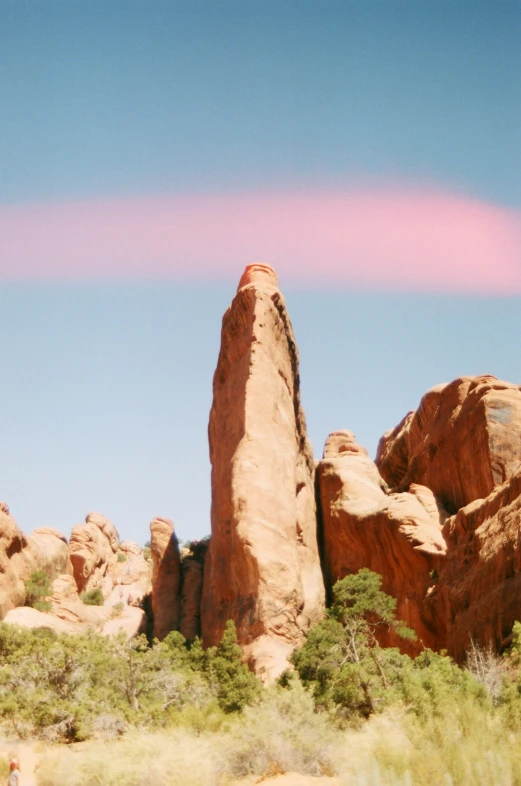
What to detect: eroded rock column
<box><xmin>150</xmin><ymin>516</ymin><xmax>181</xmax><ymax>640</ymax></box>
<box><xmin>201</xmin><ymin>264</ymin><xmax>325</xmax><ymax>680</ymax></box>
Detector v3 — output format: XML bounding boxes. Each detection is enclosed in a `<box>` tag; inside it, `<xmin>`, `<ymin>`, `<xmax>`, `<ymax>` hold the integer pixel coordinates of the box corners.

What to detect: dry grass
<box><xmin>34</xmin><ymin>689</ymin><xmax>521</xmax><ymax>786</ymax></box>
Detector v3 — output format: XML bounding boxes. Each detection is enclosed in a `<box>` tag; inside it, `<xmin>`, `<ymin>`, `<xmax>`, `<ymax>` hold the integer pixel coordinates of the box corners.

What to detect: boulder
<box><xmin>201</xmin><ymin>264</ymin><xmax>325</xmax><ymax>680</ymax></box>
<box><xmin>150</xmin><ymin>517</ymin><xmax>181</xmax><ymax>640</ymax></box>
<box><xmin>317</xmin><ymin>431</ymin><xmax>447</xmax><ymax>653</ymax></box>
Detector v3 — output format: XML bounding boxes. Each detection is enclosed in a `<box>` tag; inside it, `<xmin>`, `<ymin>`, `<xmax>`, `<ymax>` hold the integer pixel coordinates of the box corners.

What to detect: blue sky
<box><xmin>1</xmin><ymin>1</ymin><xmax>520</xmax><ymax>543</ymax></box>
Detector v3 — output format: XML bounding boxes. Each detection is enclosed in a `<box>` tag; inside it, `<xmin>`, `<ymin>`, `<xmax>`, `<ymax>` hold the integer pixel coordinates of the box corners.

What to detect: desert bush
<box><xmin>111</xmin><ymin>602</ymin><xmax>125</xmax><ymax>619</ymax></box>
<box><xmin>80</xmin><ymin>587</ymin><xmax>104</xmax><ymax>606</ymax></box>
<box><xmin>36</xmin><ymin>728</ymin><xmax>221</xmax><ymax>786</ymax></box>
<box><xmin>465</xmin><ymin>638</ymin><xmax>508</xmax><ymax>704</ymax></box>
<box><xmin>117</xmin><ymin>552</ymin><xmax>127</xmax><ymax>563</ymax></box>
<box><xmin>24</xmin><ymin>570</ymin><xmax>52</xmax><ymax>612</ymax></box>
<box><xmin>222</xmin><ymin>679</ymin><xmax>338</xmax><ymax>778</ymax></box>
<box><xmin>0</xmin><ymin>620</ymin><xmax>261</xmax><ymax>742</ymax></box>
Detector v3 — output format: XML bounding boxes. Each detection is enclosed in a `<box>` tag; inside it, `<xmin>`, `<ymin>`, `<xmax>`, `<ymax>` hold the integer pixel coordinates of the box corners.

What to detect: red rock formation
<box><xmin>0</xmin><ymin>503</ymin><xmax>31</xmax><ymax>618</ymax></box>
<box><xmin>376</xmin><ymin>376</ymin><xmax>521</xmax><ymax>512</ymax></box>
<box><xmin>150</xmin><ymin>517</ymin><xmax>181</xmax><ymax>640</ymax></box>
<box><xmin>69</xmin><ymin>512</ymin><xmax>119</xmax><ymax>593</ymax></box>
<box><xmin>0</xmin><ymin>504</ymin><xmax>150</xmax><ymax>637</ymax></box>
<box><xmin>201</xmin><ymin>264</ymin><xmax>325</xmax><ymax>680</ymax></box>
<box><xmin>317</xmin><ymin>431</ymin><xmax>446</xmax><ymax>653</ymax></box>
<box><xmin>438</xmin><ymin>468</ymin><xmax>521</xmax><ymax>660</ymax></box>
<box><xmin>0</xmin><ymin>504</ymin><xmax>73</xmax><ymax>619</ymax></box>
<box><xmin>319</xmin><ymin>376</ymin><xmax>521</xmax><ymax>661</ymax></box>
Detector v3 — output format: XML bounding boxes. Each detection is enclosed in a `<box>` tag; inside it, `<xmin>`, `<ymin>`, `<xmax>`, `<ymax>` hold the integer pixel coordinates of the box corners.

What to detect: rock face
<box><xmin>150</xmin><ymin>517</ymin><xmax>181</xmax><ymax>640</ymax></box>
<box><xmin>438</xmin><ymin>467</ymin><xmax>521</xmax><ymax>660</ymax></box>
<box><xmin>318</xmin><ymin>376</ymin><xmax>521</xmax><ymax>661</ymax></box>
<box><xmin>201</xmin><ymin>264</ymin><xmax>325</xmax><ymax>680</ymax></box>
<box><xmin>317</xmin><ymin>431</ymin><xmax>446</xmax><ymax>653</ymax></box>
<box><xmin>376</xmin><ymin>376</ymin><xmax>521</xmax><ymax>513</ymax></box>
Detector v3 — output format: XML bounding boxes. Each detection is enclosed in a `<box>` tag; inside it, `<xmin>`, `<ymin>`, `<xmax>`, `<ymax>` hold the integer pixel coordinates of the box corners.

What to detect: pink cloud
<box><xmin>1</xmin><ymin>185</ymin><xmax>520</xmax><ymax>293</ymax></box>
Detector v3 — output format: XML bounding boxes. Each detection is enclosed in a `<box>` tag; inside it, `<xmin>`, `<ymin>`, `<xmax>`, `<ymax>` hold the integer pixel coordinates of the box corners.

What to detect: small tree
<box><xmin>205</xmin><ymin>621</ymin><xmax>261</xmax><ymax>712</ymax></box>
<box><xmin>24</xmin><ymin>570</ymin><xmax>52</xmax><ymax>612</ymax></box>
<box><xmin>291</xmin><ymin>569</ymin><xmax>415</xmax><ymax>717</ymax></box>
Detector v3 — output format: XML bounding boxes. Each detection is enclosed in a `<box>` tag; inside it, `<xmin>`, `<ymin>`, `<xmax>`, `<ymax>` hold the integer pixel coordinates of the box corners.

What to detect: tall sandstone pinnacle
<box><xmin>201</xmin><ymin>263</ymin><xmax>325</xmax><ymax>680</ymax></box>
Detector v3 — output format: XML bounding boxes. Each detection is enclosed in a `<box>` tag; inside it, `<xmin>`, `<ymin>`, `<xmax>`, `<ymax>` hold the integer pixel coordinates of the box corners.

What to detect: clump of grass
<box><xmin>35</xmin><ymin>690</ymin><xmax>521</xmax><ymax>786</ymax></box>
<box><xmin>111</xmin><ymin>602</ymin><xmax>125</xmax><ymax>619</ymax></box>
<box><xmin>222</xmin><ymin>681</ymin><xmax>338</xmax><ymax>779</ymax></box>
<box><xmin>24</xmin><ymin>570</ymin><xmax>52</xmax><ymax>612</ymax></box>
<box><xmin>80</xmin><ymin>587</ymin><xmax>104</xmax><ymax>606</ymax></box>
<box><xmin>335</xmin><ymin>699</ymin><xmax>521</xmax><ymax>786</ymax></box>
<box><xmin>36</xmin><ymin>729</ymin><xmax>221</xmax><ymax>786</ymax></box>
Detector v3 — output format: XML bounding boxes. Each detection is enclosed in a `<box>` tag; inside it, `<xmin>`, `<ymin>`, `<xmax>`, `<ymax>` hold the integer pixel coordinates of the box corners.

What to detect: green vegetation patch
<box><xmin>24</xmin><ymin>570</ymin><xmax>52</xmax><ymax>613</ymax></box>
<box><xmin>80</xmin><ymin>587</ymin><xmax>104</xmax><ymax>606</ymax></box>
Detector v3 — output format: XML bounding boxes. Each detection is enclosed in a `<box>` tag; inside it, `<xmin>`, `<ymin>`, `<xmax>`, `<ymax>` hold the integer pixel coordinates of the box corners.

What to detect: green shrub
<box><xmin>291</xmin><ymin>569</ymin><xmax>486</xmax><ymax>723</ymax></box>
<box><xmin>24</xmin><ymin>570</ymin><xmax>52</xmax><ymax>612</ymax></box>
<box><xmin>80</xmin><ymin>587</ymin><xmax>104</xmax><ymax>606</ymax></box>
<box><xmin>0</xmin><ymin>617</ymin><xmax>261</xmax><ymax>742</ymax></box>
<box><xmin>111</xmin><ymin>602</ymin><xmax>125</xmax><ymax>618</ymax></box>
<box><xmin>117</xmin><ymin>552</ymin><xmax>127</xmax><ymax>563</ymax></box>
<box><xmin>204</xmin><ymin>620</ymin><xmax>261</xmax><ymax>713</ymax></box>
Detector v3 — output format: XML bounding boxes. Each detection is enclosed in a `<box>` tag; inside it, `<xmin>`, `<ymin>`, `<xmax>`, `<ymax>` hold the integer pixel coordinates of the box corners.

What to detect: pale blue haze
<box><xmin>0</xmin><ymin>0</ymin><xmax>520</xmax><ymax>541</ymax></box>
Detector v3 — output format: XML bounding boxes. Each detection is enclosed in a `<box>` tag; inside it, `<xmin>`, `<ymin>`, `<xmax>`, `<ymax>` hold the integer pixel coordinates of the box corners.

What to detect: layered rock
<box><xmin>150</xmin><ymin>517</ymin><xmax>181</xmax><ymax>640</ymax></box>
<box><xmin>201</xmin><ymin>264</ymin><xmax>325</xmax><ymax>680</ymax></box>
<box><xmin>317</xmin><ymin>431</ymin><xmax>447</xmax><ymax>653</ymax></box>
